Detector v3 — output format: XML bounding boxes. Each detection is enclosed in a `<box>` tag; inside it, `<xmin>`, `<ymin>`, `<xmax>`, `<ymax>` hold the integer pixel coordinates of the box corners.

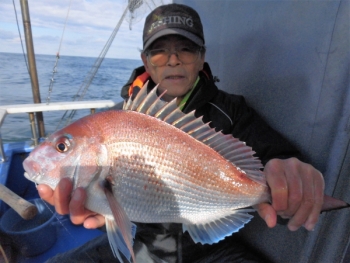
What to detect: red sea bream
<box><xmin>23</xmin><ymin>84</ymin><xmax>273</xmax><ymax>262</ymax></box>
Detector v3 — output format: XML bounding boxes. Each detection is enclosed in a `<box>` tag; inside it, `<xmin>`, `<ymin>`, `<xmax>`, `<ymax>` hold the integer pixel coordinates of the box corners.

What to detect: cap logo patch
<box><xmin>148</xmin><ymin>15</ymin><xmax>194</xmax><ymax>34</ymax></box>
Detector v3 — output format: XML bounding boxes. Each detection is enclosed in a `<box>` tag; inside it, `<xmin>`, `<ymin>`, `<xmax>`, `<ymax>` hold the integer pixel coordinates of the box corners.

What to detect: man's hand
<box><xmin>37</xmin><ymin>178</ymin><xmax>105</xmax><ymax>229</ymax></box>
<box><xmin>256</xmin><ymin>157</ymin><xmax>325</xmax><ymax>231</ymax></box>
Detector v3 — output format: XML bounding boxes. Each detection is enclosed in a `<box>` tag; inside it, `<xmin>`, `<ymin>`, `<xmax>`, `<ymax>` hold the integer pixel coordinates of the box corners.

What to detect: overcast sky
<box><xmin>0</xmin><ymin>0</ymin><xmax>171</xmax><ymax>60</ymax></box>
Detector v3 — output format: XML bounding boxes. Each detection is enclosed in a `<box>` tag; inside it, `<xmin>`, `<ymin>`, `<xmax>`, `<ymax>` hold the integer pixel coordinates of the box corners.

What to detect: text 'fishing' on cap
<box><xmin>143</xmin><ymin>3</ymin><xmax>205</xmax><ymax>50</ymax></box>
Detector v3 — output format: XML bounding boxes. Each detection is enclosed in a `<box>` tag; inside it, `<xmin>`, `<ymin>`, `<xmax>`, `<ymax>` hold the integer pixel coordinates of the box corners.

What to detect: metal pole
<box><xmin>28</xmin><ymin>113</ymin><xmax>38</xmax><ymax>146</ymax></box>
<box><xmin>0</xmin><ymin>134</ymin><xmax>6</xmax><ymax>162</ymax></box>
<box><xmin>20</xmin><ymin>0</ymin><xmax>45</xmax><ymax>138</ymax></box>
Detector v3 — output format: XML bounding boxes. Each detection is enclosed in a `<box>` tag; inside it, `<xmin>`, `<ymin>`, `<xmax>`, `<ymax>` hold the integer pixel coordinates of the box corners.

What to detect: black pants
<box><xmin>46</xmin><ymin>223</ymin><xmax>270</xmax><ymax>263</ymax></box>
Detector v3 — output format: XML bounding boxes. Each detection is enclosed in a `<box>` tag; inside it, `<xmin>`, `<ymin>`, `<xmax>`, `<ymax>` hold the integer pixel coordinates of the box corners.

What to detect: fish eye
<box><xmin>56</xmin><ymin>143</ymin><xmax>67</xmax><ymax>152</ymax></box>
<box><xmin>55</xmin><ymin>136</ymin><xmax>71</xmax><ymax>153</ymax></box>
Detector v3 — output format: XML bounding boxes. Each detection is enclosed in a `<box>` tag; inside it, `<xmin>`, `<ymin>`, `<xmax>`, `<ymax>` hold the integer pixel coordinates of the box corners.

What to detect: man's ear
<box><xmin>141</xmin><ymin>53</ymin><xmax>149</xmax><ymax>72</ymax></box>
<box><xmin>200</xmin><ymin>53</ymin><xmax>206</xmax><ymax>71</ymax></box>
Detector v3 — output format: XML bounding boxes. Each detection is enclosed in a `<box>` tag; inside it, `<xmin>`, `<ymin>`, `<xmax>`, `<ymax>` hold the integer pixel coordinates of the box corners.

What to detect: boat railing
<box><xmin>0</xmin><ymin>100</ymin><xmax>118</xmax><ymax>162</ymax></box>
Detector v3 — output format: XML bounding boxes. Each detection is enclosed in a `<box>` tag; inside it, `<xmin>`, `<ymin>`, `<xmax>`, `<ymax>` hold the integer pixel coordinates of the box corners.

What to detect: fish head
<box><xmin>23</xmin><ymin>116</ymin><xmax>109</xmax><ymax>190</ymax></box>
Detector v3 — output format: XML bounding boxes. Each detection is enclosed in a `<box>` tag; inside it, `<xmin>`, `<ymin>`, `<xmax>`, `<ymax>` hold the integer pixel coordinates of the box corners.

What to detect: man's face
<box><xmin>141</xmin><ymin>35</ymin><xmax>205</xmax><ymax>102</ymax></box>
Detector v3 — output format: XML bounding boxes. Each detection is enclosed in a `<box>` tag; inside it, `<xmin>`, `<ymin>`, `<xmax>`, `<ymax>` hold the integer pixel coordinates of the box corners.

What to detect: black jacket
<box><xmin>120</xmin><ymin>63</ymin><xmax>302</xmax><ymax>165</ymax></box>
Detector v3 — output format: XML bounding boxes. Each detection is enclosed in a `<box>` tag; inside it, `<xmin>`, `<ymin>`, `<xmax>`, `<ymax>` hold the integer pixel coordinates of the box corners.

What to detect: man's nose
<box><xmin>167</xmin><ymin>52</ymin><xmax>181</xmax><ymax>65</ymax></box>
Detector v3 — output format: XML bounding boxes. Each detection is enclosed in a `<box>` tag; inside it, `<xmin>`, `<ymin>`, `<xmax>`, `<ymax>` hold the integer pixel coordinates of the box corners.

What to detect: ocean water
<box><xmin>0</xmin><ymin>52</ymin><xmax>142</xmax><ymax>142</ymax></box>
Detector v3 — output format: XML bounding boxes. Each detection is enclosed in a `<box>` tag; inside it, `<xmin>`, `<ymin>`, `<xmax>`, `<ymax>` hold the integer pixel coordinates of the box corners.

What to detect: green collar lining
<box><xmin>179</xmin><ymin>76</ymin><xmax>200</xmax><ymax>110</ymax></box>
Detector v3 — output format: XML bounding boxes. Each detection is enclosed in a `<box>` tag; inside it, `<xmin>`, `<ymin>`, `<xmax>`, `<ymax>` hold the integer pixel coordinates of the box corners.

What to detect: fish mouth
<box><xmin>23</xmin><ymin>156</ymin><xmax>49</xmax><ymax>185</ymax></box>
<box><xmin>24</xmin><ymin>171</ymin><xmax>40</xmax><ymax>184</ymax></box>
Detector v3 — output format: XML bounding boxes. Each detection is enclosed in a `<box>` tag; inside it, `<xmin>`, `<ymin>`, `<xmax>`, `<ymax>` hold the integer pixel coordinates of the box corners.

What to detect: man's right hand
<box><xmin>37</xmin><ymin>178</ymin><xmax>105</xmax><ymax>229</ymax></box>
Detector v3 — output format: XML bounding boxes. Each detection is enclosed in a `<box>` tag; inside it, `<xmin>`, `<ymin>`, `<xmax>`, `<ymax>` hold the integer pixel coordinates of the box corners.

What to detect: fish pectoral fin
<box><xmin>105</xmin><ymin>217</ymin><xmax>137</xmax><ymax>263</ymax></box>
<box><xmin>104</xmin><ymin>177</ymin><xmax>136</xmax><ymax>263</ymax></box>
<box><xmin>183</xmin><ymin>208</ymin><xmax>254</xmax><ymax>245</ymax></box>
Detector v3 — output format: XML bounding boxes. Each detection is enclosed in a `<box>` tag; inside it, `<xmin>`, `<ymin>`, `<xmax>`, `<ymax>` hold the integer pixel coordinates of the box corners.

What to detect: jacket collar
<box><xmin>181</xmin><ymin>70</ymin><xmax>219</xmax><ymax>113</ymax></box>
<box><xmin>121</xmin><ymin>62</ymin><xmax>219</xmax><ymax>112</ymax></box>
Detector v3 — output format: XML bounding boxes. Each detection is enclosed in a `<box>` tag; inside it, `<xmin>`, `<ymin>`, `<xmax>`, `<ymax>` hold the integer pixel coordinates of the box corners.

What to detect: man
<box><xmin>39</xmin><ymin>3</ymin><xmax>324</xmax><ymax>262</ymax></box>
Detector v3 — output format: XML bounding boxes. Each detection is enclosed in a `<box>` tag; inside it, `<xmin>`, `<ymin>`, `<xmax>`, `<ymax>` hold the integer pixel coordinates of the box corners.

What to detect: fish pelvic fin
<box><xmin>105</xmin><ymin>217</ymin><xmax>137</xmax><ymax>263</ymax></box>
<box><xmin>183</xmin><ymin>208</ymin><xmax>254</xmax><ymax>245</ymax></box>
<box><xmin>124</xmin><ymin>83</ymin><xmax>265</xmax><ymax>185</ymax></box>
<box><xmin>104</xmin><ymin>176</ymin><xmax>136</xmax><ymax>262</ymax></box>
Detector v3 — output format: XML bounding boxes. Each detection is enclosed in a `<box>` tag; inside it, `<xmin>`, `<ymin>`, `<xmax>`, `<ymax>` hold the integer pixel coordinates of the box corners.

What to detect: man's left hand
<box><xmin>255</xmin><ymin>157</ymin><xmax>324</xmax><ymax>231</ymax></box>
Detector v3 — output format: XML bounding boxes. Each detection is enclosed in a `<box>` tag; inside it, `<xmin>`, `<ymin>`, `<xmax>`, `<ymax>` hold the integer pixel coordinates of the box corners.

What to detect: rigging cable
<box><xmin>12</xmin><ymin>0</ymin><xmax>29</xmax><ymax>73</ymax></box>
<box><xmin>46</xmin><ymin>0</ymin><xmax>73</xmax><ymax>104</ymax></box>
<box><xmin>56</xmin><ymin>3</ymin><xmax>130</xmax><ymax>129</ymax></box>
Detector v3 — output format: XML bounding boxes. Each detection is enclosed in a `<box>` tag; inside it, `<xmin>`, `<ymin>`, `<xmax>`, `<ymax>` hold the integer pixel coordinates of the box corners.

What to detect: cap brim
<box><xmin>143</xmin><ymin>28</ymin><xmax>204</xmax><ymax>50</ymax></box>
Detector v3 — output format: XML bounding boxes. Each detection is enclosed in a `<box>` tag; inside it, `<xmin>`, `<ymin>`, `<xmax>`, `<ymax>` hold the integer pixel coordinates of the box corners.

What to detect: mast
<box><xmin>20</xmin><ymin>0</ymin><xmax>45</xmax><ymax>138</ymax></box>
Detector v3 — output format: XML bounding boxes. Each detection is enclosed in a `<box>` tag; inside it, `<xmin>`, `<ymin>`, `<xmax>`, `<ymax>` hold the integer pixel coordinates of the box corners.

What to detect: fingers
<box><xmin>37</xmin><ymin>179</ymin><xmax>105</xmax><ymax>229</ymax></box>
<box><xmin>69</xmin><ymin>186</ymin><xmax>105</xmax><ymax>228</ymax></box>
<box><xmin>53</xmin><ymin>177</ymin><xmax>73</xmax><ymax>215</ymax></box>
<box><xmin>37</xmin><ymin>184</ymin><xmax>55</xmax><ymax>205</ymax></box>
<box><xmin>264</xmin><ymin>160</ymin><xmax>289</xmax><ymax>213</ymax></box>
<box><xmin>307</xmin><ymin>169</ymin><xmax>325</xmax><ymax>229</ymax></box>
<box><xmin>254</xmin><ymin>202</ymin><xmax>277</xmax><ymax>228</ymax></box>
<box><xmin>83</xmin><ymin>214</ymin><xmax>106</xmax><ymax>229</ymax></box>
<box><xmin>281</xmin><ymin>163</ymin><xmax>303</xmax><ymax>219</ymax></box>
<box><xmin>69</xmin><ymin>187</ymin><xmax>88</xmax><ymax>224</ymax></box>
<box><xmin>287</xmin><ymin>167</ymin><xmax>324</xmax><ymax>231</ymax></box>
<box><xmin>38</xmin><ymin>178</ymin><xmax>73</xmax><ymax>215</ymax></box>
<box><xmin>264</xmin><ymin>158</ymin><xmax>325</xmax><ymax>231</ymax></box>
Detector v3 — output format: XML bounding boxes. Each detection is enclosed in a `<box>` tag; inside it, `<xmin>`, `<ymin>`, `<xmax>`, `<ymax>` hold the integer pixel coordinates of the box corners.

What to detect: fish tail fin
<box><xmin>321</xmin><ymin>195</ymin><xmax>350</xmax><ymax>212</ymax></box>
<box><xmin>104</xmin><ymin>176</ymin><xmax>136</xmax><ymax>262</ymax></box>
<box><xmin>183</xmin><ymin>209</ymin><xmax>254</xmax><ymax>245</ymax></box>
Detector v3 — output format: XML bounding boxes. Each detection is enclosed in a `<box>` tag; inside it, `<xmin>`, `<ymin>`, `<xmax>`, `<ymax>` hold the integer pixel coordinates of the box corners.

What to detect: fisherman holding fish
<box><xmin>32</xmin><ymin>3</ymin><xmax>340</xmax><ymax>263</ymax></box>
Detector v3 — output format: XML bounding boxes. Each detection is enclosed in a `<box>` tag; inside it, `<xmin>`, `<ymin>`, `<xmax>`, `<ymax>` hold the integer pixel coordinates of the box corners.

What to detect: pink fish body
<box><xmin>23</xmin><ymin>85</ymin><xmax>270</xmax><ymax>262</ymax></box>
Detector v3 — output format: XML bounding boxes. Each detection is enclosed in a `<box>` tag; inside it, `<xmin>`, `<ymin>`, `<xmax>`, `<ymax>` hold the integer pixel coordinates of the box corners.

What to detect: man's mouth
<box><xmin>165</xmin><ymin>75</ymin><xmax>183</xmax><ymax>79</ymax></box>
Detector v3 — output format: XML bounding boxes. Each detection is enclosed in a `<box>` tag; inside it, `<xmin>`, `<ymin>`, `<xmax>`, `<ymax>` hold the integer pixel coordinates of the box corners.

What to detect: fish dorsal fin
<box><xmin>124</xmin><ymin>83</ymin><xmax>265</xmax><ymax>185</ymax></box>
<box><xmin>123</xmin><ymin>81</ymin><xmax>167</xmax><ymax>115</ymax></box>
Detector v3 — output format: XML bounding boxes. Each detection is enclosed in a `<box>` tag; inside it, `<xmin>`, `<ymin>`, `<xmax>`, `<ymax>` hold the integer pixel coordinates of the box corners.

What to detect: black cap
<box><xmin>143</xmin><ymin>4</ymin><xmax>205</xmax><ymax>50</ymax></box>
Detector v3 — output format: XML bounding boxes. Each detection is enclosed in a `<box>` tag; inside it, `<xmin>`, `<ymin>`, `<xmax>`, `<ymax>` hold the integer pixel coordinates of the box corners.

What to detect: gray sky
<box><xmin>0</xmin><ymin>0</ymin><xmax>171</xmax><ymax>60</ymax></box>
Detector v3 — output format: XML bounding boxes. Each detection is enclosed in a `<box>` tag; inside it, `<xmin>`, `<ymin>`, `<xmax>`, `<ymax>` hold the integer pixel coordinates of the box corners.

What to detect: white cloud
<box><xmin>0</xmin><ymin>0</ymin><xmax>171</xmax><ymax>59</ymax></box>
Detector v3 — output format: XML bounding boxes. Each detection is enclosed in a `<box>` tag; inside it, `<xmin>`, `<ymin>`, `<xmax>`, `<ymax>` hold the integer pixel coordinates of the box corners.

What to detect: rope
<box><xmin>46</xmin><ymin>0</ymin><xmax>73</xmax><ymax>104</ymax></box>
<box><xmin>12</xmin><ymin>0</ymin><xmax>29</xmax><ymax>73</ymax></box>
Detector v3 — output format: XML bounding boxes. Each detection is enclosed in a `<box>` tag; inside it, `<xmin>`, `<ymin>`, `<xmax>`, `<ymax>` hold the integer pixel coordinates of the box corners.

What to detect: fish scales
<box><xmin>23</xmin><ymin>84</ymin><xmax>270</xmax><ymax>262</ymax></box>
<box><xmin>91</xmin><ymin>111</ymin><xmax>265</xmax><ymax>221</ymax></box>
